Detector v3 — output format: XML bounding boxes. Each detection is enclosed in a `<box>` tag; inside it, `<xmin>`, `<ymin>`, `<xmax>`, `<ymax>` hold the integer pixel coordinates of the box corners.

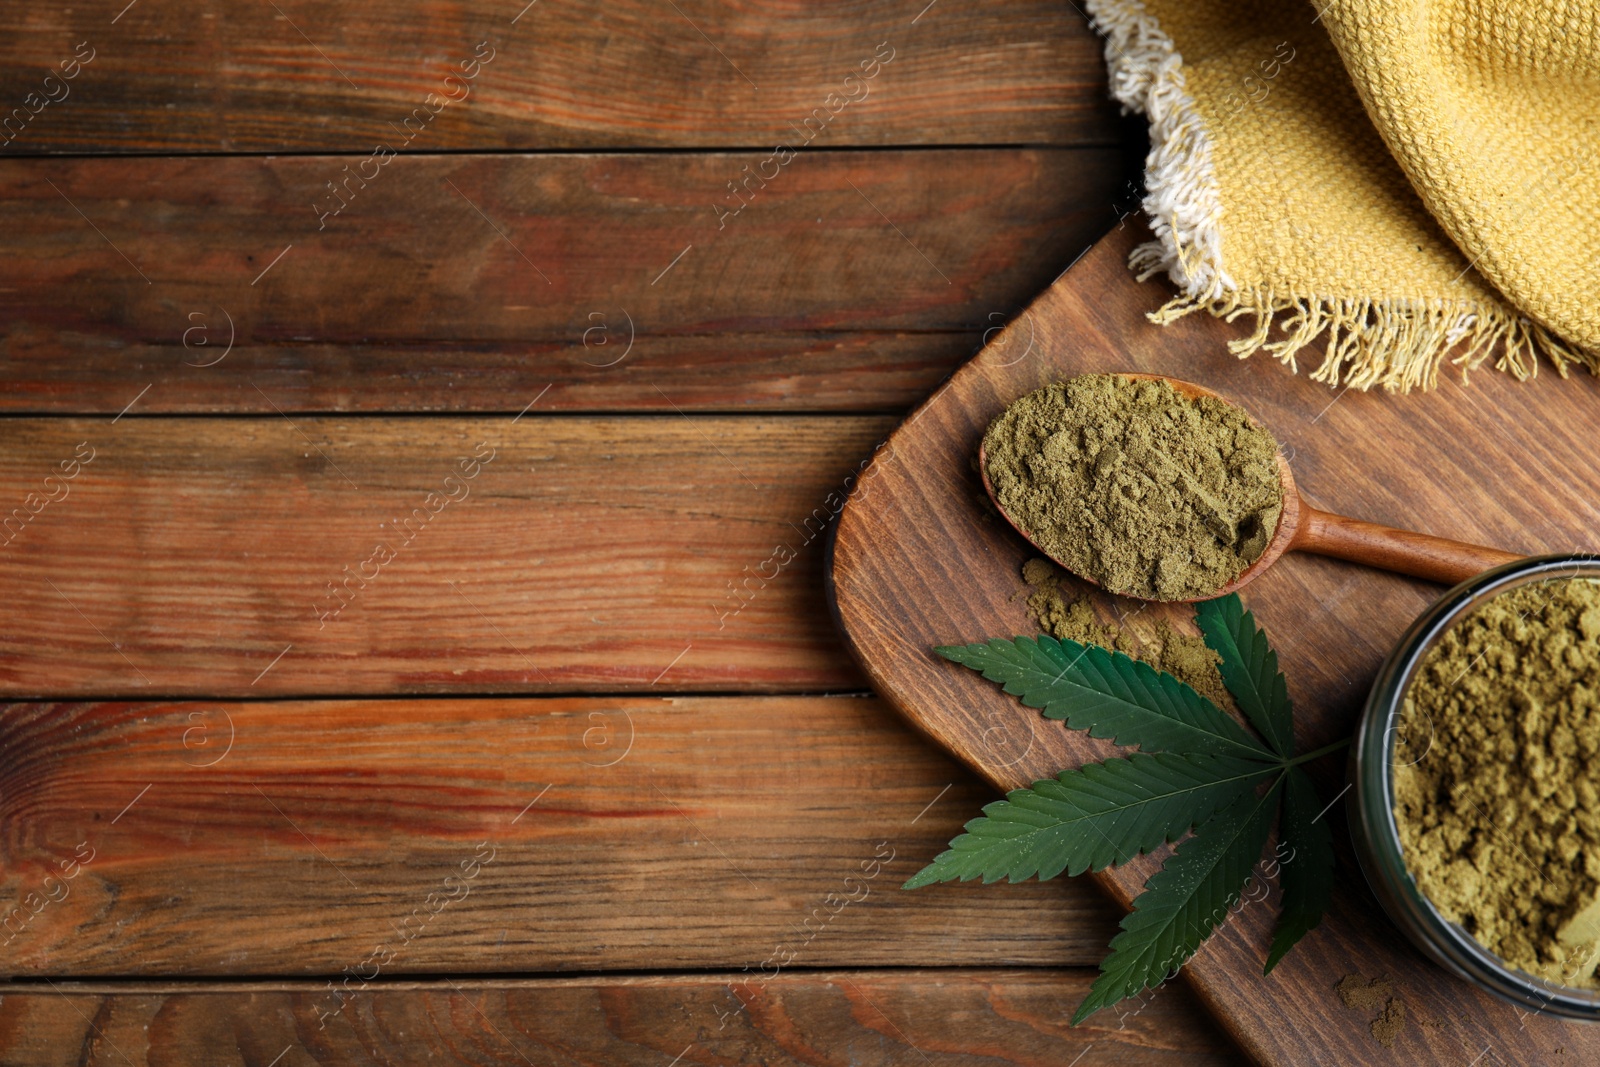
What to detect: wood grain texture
<box><xmin>0</xmin><ymin>148</ymin><xmax>1127</xmax><ymax>414</ymax></box>
<box><xmin>0</xmin><ymin>697</ymin><xmax>1118</xmax><ymax>975</ymax></box>
<box><xmin>1</xmin><ymin>332</ymin><xmax>983</xmax><ymax>417</ymax></box>
<box><xmin>0</xmin><ymin>971</ymin><xmax>1236</xmax><ymax>1065</ymax></box>
<box><xmin>828</xmin><ymin>222</ymin><xmax>1600</xmax><ymax>1064</ymax></box>
<box><xmin>0</xmin><ymin>0</ymin><xmax>1119</xmax><ymax>154</ymax></box>
<box><xmin>0</xmin><ymin>416</ymin><xmax>905</xmax><ymax>696</ymax></box>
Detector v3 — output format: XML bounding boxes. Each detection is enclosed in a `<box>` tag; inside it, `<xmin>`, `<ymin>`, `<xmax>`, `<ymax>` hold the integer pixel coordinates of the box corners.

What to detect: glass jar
<box><xmin>1351</xmin><ymin>553</ymin><xmax>1600</xmax><ymax>1019</ymax></box>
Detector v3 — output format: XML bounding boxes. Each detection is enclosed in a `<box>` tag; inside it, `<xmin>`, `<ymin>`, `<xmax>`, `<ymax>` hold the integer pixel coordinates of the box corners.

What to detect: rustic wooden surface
<box><xmin>0</xmin><ymin>416</ymin><xmax>895</xmax><ymax>696</ymax></box>
<box><xmin>0</xmin><ymin>972</ymin><xmax>1233</xmax><ymax>1066</ymax></box>
<box><xmin>829</xmin><ymin>220</ymin><xmax>1600</xmax><ymax>1064</ymax></box>
<box><xmin>0</xmin><ymin>0</ymin><xmax>1244</xmax><ymax>1061</ymax></box>
<box><xmin>0</xmin><ymin>150</ymin><xmax>1124</xmax><ymax>414</ymax></box>
<box><xmin>0</xmin><ymin>696</ymin><xmax>1122</xmax><ymax>975</ymax></box>
<box><xmin>0</xmin><ymin>1</ymin><xmax>1121</xmax><ymax>153</ymax></box>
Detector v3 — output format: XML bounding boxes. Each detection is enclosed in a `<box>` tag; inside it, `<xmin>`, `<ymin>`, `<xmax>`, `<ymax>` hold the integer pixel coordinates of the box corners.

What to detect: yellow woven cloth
<box><xmin>1083</xmin><ymin>0</ymin><xmax>1600</xmax><ymax>390</ymax></box>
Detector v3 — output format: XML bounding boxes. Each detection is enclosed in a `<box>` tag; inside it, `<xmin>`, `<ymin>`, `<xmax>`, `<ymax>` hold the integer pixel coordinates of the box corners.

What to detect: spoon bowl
<box><xmin>978</xmin><ymin>373</ymin><xmax>1520</xmax><ymax>602</ymax></box>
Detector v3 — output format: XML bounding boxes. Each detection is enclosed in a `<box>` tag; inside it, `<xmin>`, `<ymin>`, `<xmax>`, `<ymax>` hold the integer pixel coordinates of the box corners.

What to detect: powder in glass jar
<box><xmin>1393</xmin><ymin>577</ymin><xmax>1600</xmax><ymax>987</ymax></box>
<box><xmin>983</xmin><ymin>374</ymin><xmax>1284</xmax><ymax>601</ymax></box>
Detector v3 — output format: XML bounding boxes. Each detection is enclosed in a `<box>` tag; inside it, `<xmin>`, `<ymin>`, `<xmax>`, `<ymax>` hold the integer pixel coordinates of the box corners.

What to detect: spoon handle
<box><xmin>1292</xmin><ymin>505</ymin><xmax>1521</xmax><ymax>586</ymax></box>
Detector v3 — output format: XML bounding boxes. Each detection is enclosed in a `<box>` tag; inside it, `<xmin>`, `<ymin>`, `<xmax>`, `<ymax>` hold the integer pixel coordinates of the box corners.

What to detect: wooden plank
<box><xmin>0</xmin><ymin>415</ymin><xmax>902</xmax><ymax>696</ymax></box>
<box><xmin>0</xmin><ymin>971</ymin><xmax>1236</xmax><ymax>1065</ymax></box>
<box><xmin>829</xmin><ymin>222</ymin><xmax>1600</xmax><ymax>1064</ymax></box>
<box><xmin>0</xmin><ymin>148</ymin><xmax>1126</xmax><ymax>414</ymax></box>
<box><xmin>3</xmin><ymin>332</ymin><xmax>982</xmax><ymax>417</ymax></box>
<box><xmin>0</xmin><ymin>696</ymin><xmax>1119</xmax><ymax>975</ymax></box>
<box><xmin>0</xmin><ymin>1</ymin><xmax>1119</xmax><ymax>155</ymax></box>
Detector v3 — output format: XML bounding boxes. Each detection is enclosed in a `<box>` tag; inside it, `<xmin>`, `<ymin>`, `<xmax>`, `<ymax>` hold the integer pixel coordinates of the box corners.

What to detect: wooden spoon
<box><xmin>978</xmin><ymin>373</ymin><xmax>1521</xmax><ymax>602</ymax></box>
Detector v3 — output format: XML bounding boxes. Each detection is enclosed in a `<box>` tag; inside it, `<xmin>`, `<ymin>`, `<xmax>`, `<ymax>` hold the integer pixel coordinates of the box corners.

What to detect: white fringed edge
<box><xmin>1080</xmin><ymin>0</ymin><xmax>1597</xmax><ymax>388</ymax></box>
<box><xmin>1084</xmin><ymin>0</ymin><xmax>1230</xmax><ymax>302</ymax></box>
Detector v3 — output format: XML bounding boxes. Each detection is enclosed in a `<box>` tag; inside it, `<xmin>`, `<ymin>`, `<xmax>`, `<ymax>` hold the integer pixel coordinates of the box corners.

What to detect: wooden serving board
<box><xmin>828</xmin><ymin>221</ymin><xmax>1600</xmax><ymax>1065</ymax></box>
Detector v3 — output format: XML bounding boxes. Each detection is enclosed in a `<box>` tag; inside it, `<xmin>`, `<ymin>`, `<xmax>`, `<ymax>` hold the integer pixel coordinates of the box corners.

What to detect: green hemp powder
<box><xmin>1394</xmin><ymin>578</ymin><xmax>1600</xmax><ymax>987</ymax></box>
<box><xmin>983</xmin><ymin>374</ymin><xmax>1284</xmax><ymax>601</ymax></box>
<box><xmin>1019</xmin><ymin>558</ymin><xmax>1234</xmax><ymax>711</ymax></box>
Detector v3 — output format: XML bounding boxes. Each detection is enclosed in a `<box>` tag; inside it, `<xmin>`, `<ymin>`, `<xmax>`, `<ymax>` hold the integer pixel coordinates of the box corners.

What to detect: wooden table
<box><xmin>0</xmin><ymin>3</ymin><xmax>1242</xmax><ymax>1062</ymax></box>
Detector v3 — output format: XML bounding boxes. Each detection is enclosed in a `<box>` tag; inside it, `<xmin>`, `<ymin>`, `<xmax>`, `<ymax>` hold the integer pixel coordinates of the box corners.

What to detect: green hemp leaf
<box><xmin>907</xmin><ymin>593</ymin><xmax>1342</xmax><ymax>1023</ymax></box>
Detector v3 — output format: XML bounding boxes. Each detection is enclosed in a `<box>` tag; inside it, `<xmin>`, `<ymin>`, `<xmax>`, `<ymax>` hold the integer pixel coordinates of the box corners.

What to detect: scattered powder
<box><xmin>1336</xmin><ymin>974</ymin><xmax>1408</xmax><ymax>1048</ymax></box>
<box><xmin>1023</xmin><ymin>558</ymin><xmax>1130</xmax><ymax>653</ymax></box>
<box><xmin>1155</xmin><ymin>623</ymin><xmax>1235</xmax><ymax>713</ymax></box>
<box><xmin>1393</xmin><ymin>578</ymin><xmax>1600</xmax><ymax>988</ymax></box>
<box><xmin>1018</xmin><ymin>559</ymin><xmax>1233</xmax><ymax>711</ymax></box>
<box><xmin>983</xmin><ymin>374</ymin><xmax>1284</xmax><ymax>601</ymax></box>
<box><xmin>1371</xmin><ymin>999</ymin><xmax>1407</xmax><ymax>1048</ymax></box>
<box><xmin>1336</xmin><ymin>973</ymin><xmax>1393</xmax><ymax>1014</ymax></box>
<box><xmin>1021</xmin><ymin>557</ymin><xmax>1056</xmax><ymax>588</ymax></box>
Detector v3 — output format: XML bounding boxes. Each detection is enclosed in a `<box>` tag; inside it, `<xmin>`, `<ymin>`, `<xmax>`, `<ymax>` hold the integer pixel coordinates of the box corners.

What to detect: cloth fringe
<box><xmin>1083</xmin><ymin>0</ymin><xmax>1599</xmax><ymax>390</ymax></box>
<box><xmin>1085</xmin><ymin>0</ymin><xmax>1231</xmax><ymax>302</ymax></box>
<box><xmin>1145</xmin><ymin>289</ymin><xmax>1600</xmax><ymax>393</ymax></box>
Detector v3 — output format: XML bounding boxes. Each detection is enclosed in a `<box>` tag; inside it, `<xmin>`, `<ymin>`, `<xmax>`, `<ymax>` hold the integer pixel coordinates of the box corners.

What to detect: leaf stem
<box><xmin>1285</xmin><ymin>737</ymin><xmax>1352</xmax><ymax>768</ymax></box>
